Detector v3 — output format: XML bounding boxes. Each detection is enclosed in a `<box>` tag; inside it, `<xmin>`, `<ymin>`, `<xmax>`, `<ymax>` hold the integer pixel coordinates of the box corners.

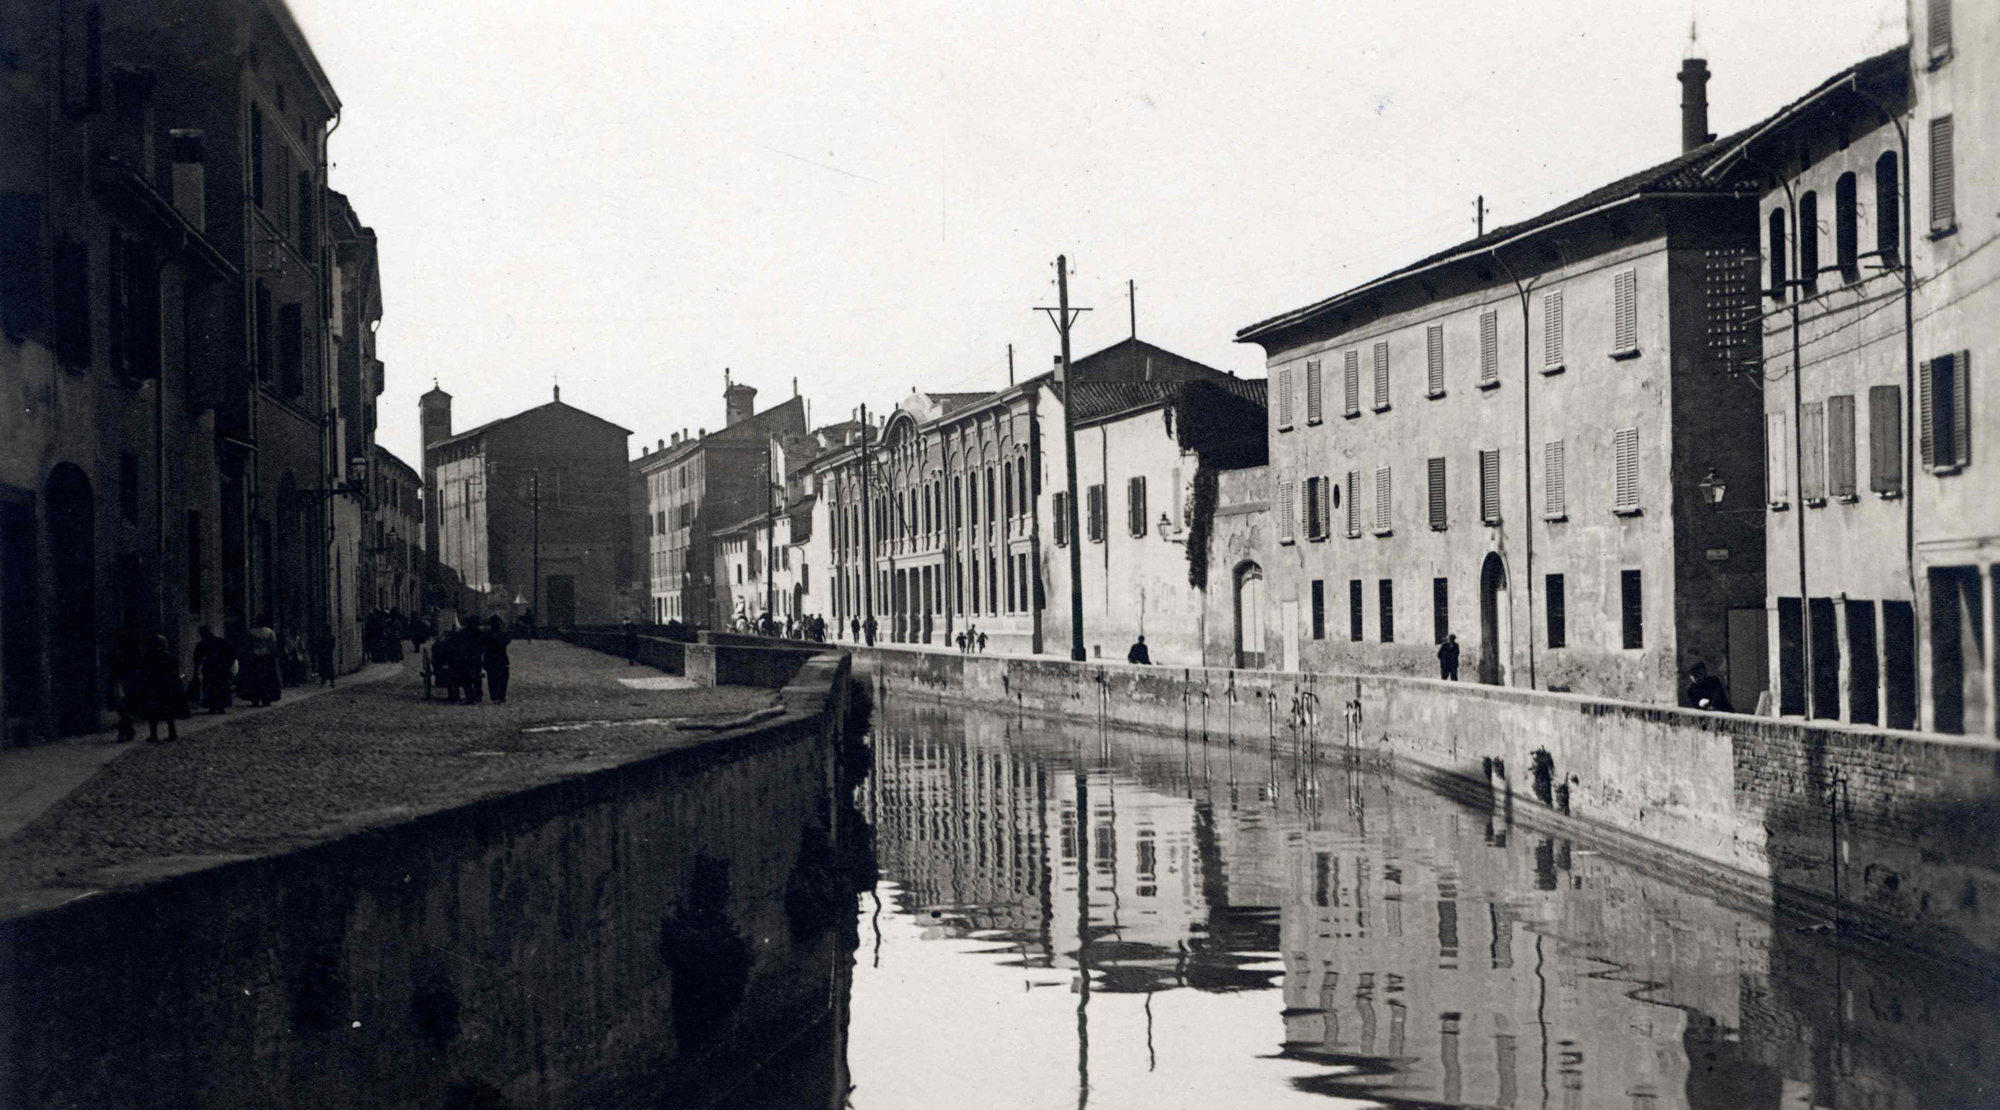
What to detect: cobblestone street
<box><xmin>0</xmin><ymin>641</ymin><xmax>771</xmax><ymax>913</ymax></box>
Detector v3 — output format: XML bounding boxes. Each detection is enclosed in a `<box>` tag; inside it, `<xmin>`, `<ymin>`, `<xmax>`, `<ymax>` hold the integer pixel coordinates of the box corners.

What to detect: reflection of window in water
<box><xmin>1093</xmin><ymin>822</ymin><xmax>1116</xmax><ymax>874</ymax></box>
<box><xmin>1136</xmin><ymin>830</ymin><xmax>1156</xmax><ymax>897</ymax></box>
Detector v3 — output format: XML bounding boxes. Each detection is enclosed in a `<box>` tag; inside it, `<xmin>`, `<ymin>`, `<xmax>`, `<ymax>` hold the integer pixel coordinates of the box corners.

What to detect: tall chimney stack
<box><xmin>723</xmin><ymin>371</ymin><xmax>758</xmax><ymax>428</ymax></box>
<box><xmin>1678</xmin><ymin>57</ymin><xmax>1712</xmax><ymax>153</ymax></box>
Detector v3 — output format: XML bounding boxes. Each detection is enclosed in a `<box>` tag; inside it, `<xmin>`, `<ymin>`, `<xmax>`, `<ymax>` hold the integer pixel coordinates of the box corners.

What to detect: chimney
<box><xmin>168</xmin><ymin>128</ymin><xmax>205</xmax><ymax>231</ymax></box>
<box><xmin>671</xmin><ymin>431</ymin><xmax>681</xmax><ymax>446</ymax></box>
<box><xmin>1678</xmin><ymin>57</ymin><xmax>1712</xmax><ymax>153</ymax></box>
<box><xmin>642</xmin><ymin>446</ymin><xmax>650</xmax><ymax>456</ymax></box>
<box><xmin>723</xmin><ymin>371</ymin><xmax>757</xmax><ymax>427</ymax></box>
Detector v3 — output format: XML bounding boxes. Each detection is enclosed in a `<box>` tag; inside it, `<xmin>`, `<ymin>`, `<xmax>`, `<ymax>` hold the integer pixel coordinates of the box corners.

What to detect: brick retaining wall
<box><xmin>851</xmin><ymin>644</ymin><xmax>2000</xmax><ymax>971</ymax></box>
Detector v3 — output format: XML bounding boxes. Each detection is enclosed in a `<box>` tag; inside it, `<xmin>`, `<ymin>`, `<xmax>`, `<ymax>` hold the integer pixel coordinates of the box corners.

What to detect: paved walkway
<box><xmin>0</xmin><ymin>640</ymin><xmax>772</xmax><ymax>917</ymax></box>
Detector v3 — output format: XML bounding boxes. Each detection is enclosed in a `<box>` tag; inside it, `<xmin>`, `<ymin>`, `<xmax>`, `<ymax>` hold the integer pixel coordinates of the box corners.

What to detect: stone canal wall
<box><xmin>0</xmin><ymin>651</ymin><xmax>859</xmax><ymax>1110</ymax></box>
<box><xmin>851</xmin><ymin>643</ymin><xmax>2000</xmax><ymax>971</ymax></box>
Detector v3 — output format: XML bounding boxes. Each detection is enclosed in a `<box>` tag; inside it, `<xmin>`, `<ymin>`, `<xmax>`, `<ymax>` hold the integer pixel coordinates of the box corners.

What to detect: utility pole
<box><xmin>1038</xmin><ymin>254</ymin><xmax>1091</xmax><ymax>661</ymax></box>
<box><xmin>531</xmin><ymin>471</ymin><xmax>540</xmax><ymax>629</ymax></box>
<box><xmin>1128</xmin><ymin>279</ymin><xmax>1136</xmax><ymax>339</ymax></box>
<box><xmin>1475</xmin><ymin>195</ymin><xmax>1486</xmax><ymax>237</ymax></box>
<box><xmin>859</xmin><ymin>403</ymin><xmax>875</xmax><ymax>635</ymax></box>
<box><xmin>1007</xmin><ymin>343</ymin><xmax>1014</xmax><ymax>387</ymax></box>
<box><xmin>765</xmin><ymin>445</ymin><xmax>776</xmax><ymax>624</ymax></box>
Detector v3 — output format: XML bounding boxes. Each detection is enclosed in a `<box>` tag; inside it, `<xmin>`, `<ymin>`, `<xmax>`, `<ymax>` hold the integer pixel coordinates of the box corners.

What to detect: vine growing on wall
<box><xmin>1185</xmin><ymin>461</ymin><xmax>1218</xmax><ymax>589</ymax></box>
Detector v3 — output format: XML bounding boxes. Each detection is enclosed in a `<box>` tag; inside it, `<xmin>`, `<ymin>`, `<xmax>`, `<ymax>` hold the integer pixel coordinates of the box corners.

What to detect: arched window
<box><xmin>1768</xmin><ymin>208</ymin><xmax>1788</xmax><ymax>300</ymax></box>
<box><xmin>1875</xmin><ymin>150</ymin><xmax>1900</xmax><ymax>266</ymax></box>
<box><xmin>1002</xmin><ymin>460</ymin><xmax>1013</xmax><ymax>520</ymax></box>
<box><xmin>1834</xmin><ymin>171</ymin><xmax>1858</xmax><ymax>281</ymax></box>
<box><xmin>1016</xmin><ymin>458</ymin><xmax>1028</xmax><ymax>517</ymax></box>
<box><xmin>1798</xmin><ymin>190</ymin><xmax>1819</xmax><ymax>295</ymax></box>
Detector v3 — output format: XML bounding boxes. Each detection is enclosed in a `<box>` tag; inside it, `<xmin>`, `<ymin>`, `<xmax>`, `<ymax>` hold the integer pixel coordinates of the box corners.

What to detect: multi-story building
<box><xmin>0</xmin><ymin>0</ymin><xmax>359</xmax><ymax>740</ymax></box>
<box><xmin>327</xmin><ymin>189</ymin><xmax>381</xmax><ymax>673</ymax></box>
<box><xmin>1236</xmin><ymin>59</ymin><xmax>1768</xmax><ymax>704</ymax></box>
<box><xmin>632</xmin><ymin>375</ymin><xmax>806</xmax><ymax>627</ymax></box>
<box><xmin>421</xmin><ymin>385</ymin><xmax>631</xmax><ymax>627</ymax></box>
<box><xmin>808</xmin><ymin>338</ymin><xmax>1266</xmax><ymax>663</ymax></box>
<box><xmin>367</xmin><ymin>446</ymin><xmax>424</xmax><ymax>615</ymax></box>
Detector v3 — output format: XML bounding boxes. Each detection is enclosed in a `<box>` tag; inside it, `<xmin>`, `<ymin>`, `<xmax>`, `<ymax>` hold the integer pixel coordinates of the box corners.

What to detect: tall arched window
<box><xmin>1002</xmin><ymin>460</ymin><xmax>1013</xmax><ymax>519</ymax></box>
<box><xmin>1768</xmin><ymin>207</ymin><xmax>1788</xmax><ymax>300</ymax></box>
<box><xmin>1835</xmin><ymin>171</ymin><xmax>1858</xmax><ymax>281</ymax></box>
<box><xmin>1798</xmin><ymin>191</ymin><xmax>1820</xmax><ymax>295</ymax></box>
<box><xmin>1016</xmin><ymin>458</ymin><xmax>1028</xmax><ymax>518</ymax></box>
<box><xmin>1875</xmin><ymin>150</ymin><xmax>1900</xmax><ymax>266</ymax></box>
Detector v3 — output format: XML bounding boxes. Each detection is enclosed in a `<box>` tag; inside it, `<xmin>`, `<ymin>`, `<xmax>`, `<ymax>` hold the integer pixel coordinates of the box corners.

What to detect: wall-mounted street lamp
<box><xmin>1698</xmin><ymin>467</ymin><xmax>1764</xmax><ymax>528</ymax></box>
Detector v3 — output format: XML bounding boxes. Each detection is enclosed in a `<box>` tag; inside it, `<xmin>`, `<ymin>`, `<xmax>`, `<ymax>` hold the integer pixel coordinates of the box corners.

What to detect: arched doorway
<box><xmin>45</xmin><ymin>463</ymin><xmax>97</xmax><ymax>733</ymax></box>
<box><xmin>1479</xmin><ymin>552</ymin><xmax>1509</xmax><ymax>686</ymax></box>
<box><xmin>1234</xmin><ymin>562</ymin><xmax>1266</xmax><ymax>669</ymax></box>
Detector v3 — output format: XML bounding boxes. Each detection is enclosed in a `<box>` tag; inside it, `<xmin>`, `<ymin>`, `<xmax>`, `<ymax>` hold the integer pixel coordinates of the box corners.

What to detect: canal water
<box><xmin>837</xmin><ymin>693</ymin><xmax>2000</xmax><ymax>1110</ymax></box>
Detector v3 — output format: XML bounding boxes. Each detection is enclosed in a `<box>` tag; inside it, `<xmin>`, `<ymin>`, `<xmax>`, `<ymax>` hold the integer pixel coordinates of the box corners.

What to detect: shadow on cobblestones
<box><xmin>0</xmin><ymin>640</ymin><xmax>774</xmax><ymax>901</ymax></box>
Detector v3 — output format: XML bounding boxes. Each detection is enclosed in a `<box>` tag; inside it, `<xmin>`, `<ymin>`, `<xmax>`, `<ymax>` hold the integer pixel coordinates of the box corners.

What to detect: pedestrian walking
<box><xmin>239</xmin><ymin>616</ymin><xmax>282</xmax><ymax>707</ymax></box>
<box><xmin>128</xmin><ymin>634</ymin><xmax>189</xmax><ymax>742</ymax></box>
<box><xmin>623</xmin><ymin>618</ymin><xmax>639</xmax><ymax>665</ymax></box>
<box><xmin>385</xmin><ymin>609</ymin><xmax>407</xmax><ymax>662</ymax></box>
<box><xmin>1437</xmin><ymin>633</ymin><xmax>1460</xmax><ymax>681</ymax></box>
<box><xmin>482</xmin><ymin>616</ymin><xmax>513</xmax><ymax>705</ymax></box>
<box><xmin>1127</xmin><ymin>635</ymin><xmax>1151</xmax><ymax>665</ymax></box>
<box><xmin>850</xmin><ymin>617</ymin><xmax>860</xmax><ymax>642</ymax></box>
<box><xmin>976</xmin><ymin>629</ymin><xmax>987</xmax><ymax>653</ymax></box>
<box><xmin>312</xmin><ymin>624</ymin><xmax>336</xmax><ymax>686</ymax></box>
<box><xmin>863</xmin><ymin>616</ymin><xmax>877</xmax><ymax>646</ymax></box>
<box><xmin>191</xmin><ymin>625</ymin><xmax>236</xmax><ymax>714</ymax></box>
<box><xmin>1685</xmin><ymin>662</ymin><xmax>1733</xmax><ymax>712</ymax></box>
<box><xmin>955</xmin><ymin>630</ymin><xmax>967</xmax><ymax>653</ymax></box>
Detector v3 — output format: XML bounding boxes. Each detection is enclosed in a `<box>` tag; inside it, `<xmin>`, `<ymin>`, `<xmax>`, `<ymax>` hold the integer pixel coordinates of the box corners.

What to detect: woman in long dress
<box><xmin>238</xmin><ymin>616</ymin><xmax>283</xmax><ymax>707</ymax></box>
<box><xmin>127</xmin><ymin>634</ymin><xmax>189</xmax><ymax>742</ymax></box>
<box><xmin>191</xmin><ymin>625</ymin><xmax>236</xmax><ymax>713</ymax></box>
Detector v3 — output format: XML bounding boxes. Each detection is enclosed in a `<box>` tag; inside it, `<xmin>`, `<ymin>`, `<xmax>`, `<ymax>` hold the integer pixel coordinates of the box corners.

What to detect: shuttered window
<box><xmin>1432</xmin><ymin>577</ymin><xmax>1449</xmax><ymax>645</ymax></box>
<box><xmin>1479</xmin><ymin>310</ymin><xmax>1499</xmax><ymax>386</ymax></box>
<box><xmin>1372</xmin><ymin>341</ymin><xmax>1391</xmax><ymax>410</ymax></box>
<box><xmin>1613</xmin><ymin>427</ymin><xmax>1640</xmax><ymax>512</ymax></box>
<box><xmin>1426</xmin><ymin>457</ymin><xmax>1446</xmax><ymax>530</ymax></box>
<box><xmin>1278</xmin><ymin>478</ymin><xmax>1295</xmax><ymax>544</ymax></box>
<box><xmin>1349</xmin><ymin>579</ymin><xmax>1363</xmax><ymax>641</ymax></box>
<box><xmin>1800</xmin><ymin>401</ymin><xmax>1827</xmax><ymax>503</ymax></box>
<box><xmin>1345</xmin><ymin>470</ymin><xmax>1359</xmax><ymax>537</ymax></box>
<box><xmin>1542</xmin><ymin>290</ymin><xmax>1564</xmax><ymax>371</ymax></box>
<box><xmin>1127</xmin><ymin>475</ymin><xmax>1147</xmax><ymax>536</ymax></box>
<box><xmin>1921</xmin><ymin>352</ymin><xmax>1971</xmax><ymax>470</ymax></box>
<box><xmin>1876</xmin><ymin>152</ymin><xmax>1901</xmax><ymax>266</ymax></box>
<box><xmin>1052</xmin><ymin>491</ymin><xmax>1068</xmax><ymax>546</ymax></box>
<box><xmin>1828</xmin><ymin>394</ymin><xmax>1857</xmax><ymax>498</ymax></box>
<box><xmin>1930</xmin><ymin>116</ymin><xmax>1955</xmax><ymax>232</ymax></box>
<box><xmin>1869</xmin><ymin>385</ymin><xmax>1903</xmax><ymax>494</ymax></box>
<box><xmin>1799</xmin><ymin>192</ymin><xmax>1820</xmax><ymax>296</ymax></box>
<box><xmin>1087</xmin><ymin>483</ymin><xmax>1106</xmax><ymax>542</ymax></box>
<box><xmin>1374</xmin><ymin>465</ymin><xmax>1392</xmax><ymax>533</ymax></box>
<box><xmin>1478</xmin><ymin>449</ymin><xmax>1500</xmax><ymax>524</ymax></box>
<box><xmin>1612</xmin><ymin>269</ymin><xmax>1638</xmax><ymax>353</ymax></box>
<box><xmin>1620</xmin><ymin>570</ymin><xmax>1643</xmax><ymax>649</ymax></box>
<box><xmin>1426</xmin><ymin>324</ymin><xmax>1445</xmax><ymax>396</ymax></box>
<box><xmin>1316</xmin><ymin>476</ymin><xmax>1333</xmax><ymax>541</ymax></box>
<box><xmin>1276</xmin><ymin>367</ymin><xmax>1294</xmax><ymax>429</ymax></box>
<box><xmin>1545</xmin><ymin>574</ymin><xmax>1566</xmax><ymax>648</ymax></box>
<box><xmin>1543</xmin><ymin>439</ymin><xmax>1566</xmax><ymax>519</ymax></box>
<box><xmin>1303</xmin><ymin>476</ymin><xmax>1321</xmax><ymax>540</ymax></box>
<box><xmin>1343</xmin><ymin>350</ymin><xmax>1360</xmax><ymax>416</ymax></box>
<box><xmin>1305</xmin><ymin>359</ymin><xmax>1323</xmax><ymax>424</ymax></box>
<box><xmin>1767</xmin><ymin>410</ymin><xmax>1793</xmax><ymax>506</ymax></box>
<box><xmin>1929</xmin><ymin>0</ymin><xmax>1952</xmax><ymax>56</ymax></box>
<box><xmin>1835</xmin><ymin>173</ymin><xmax>1859</xmax><ymax>280</ymax></box>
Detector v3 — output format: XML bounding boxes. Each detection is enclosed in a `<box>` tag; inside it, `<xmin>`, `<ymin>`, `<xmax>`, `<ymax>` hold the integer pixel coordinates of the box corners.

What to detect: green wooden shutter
<box><xmin>1828</xmin><ymin>394</ymin><xmax>1856</xmax><ymax>497</ymax></box>
<box><xmin>1345</xmin><ymin>470</ymin><xmax>1358</xmax><ymax>536</ymax></box>
<box><xmin>1952</xmin><ymin>351</ymin><xmax>1970</xmax><ymax>467</ymax></box>
<box><xmin>1374</xmin><ymin>465</ymin><xmax>1391</xmax><ymax>531</ymax></box>
<box><xmin>1614</xmin><ymin>427</ymin><xmax>1639</xmax><ymax>511</ymax></box>
<box><xmin>1543</xmin><ymin>290</ymin><xmax>1564</xmax><ymax>369</ymax></box>
<box><xmin>1305</xmin><ymin>359</ymin><xmax>1322</xmax><ymax>423</ymax></box>
<box><xmin>1800</xmin><ymin>401</ymin><xmax>1826</xmax><ymax>501</ymax></box>
<box><xmin>1613</xmin><ymin>269</ymin><xmax>1638</xmax><ymax>352</ymax></box>
<box><xmin>1427</xmin><ymin>457</ymin><xmax>1446</xmax><ymax>530</ymax></box>
<box><xmin>1479</xmin><ymin>449</ymin><xmax>1500</xmax><ymax>524</ymax></box>
<box><xmin>1544</xmin><ymin>439</ymin><xmax>1565</xmax><ymax>519</ymax></box>
<box><xmin>1426</xmin><ymin>324</ymin><xmax>1445</xmax><ymax>395</ymax></box>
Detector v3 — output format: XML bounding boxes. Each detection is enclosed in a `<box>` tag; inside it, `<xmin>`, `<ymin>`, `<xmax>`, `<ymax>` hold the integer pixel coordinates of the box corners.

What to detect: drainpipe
<box><xmin>1490</xmin><ymin>248</ymin><xmax>1538</xmax><ymax>690</ymax></box>
<box><xmin>943</xmin><ymin>430</ymin><xmax>955</xmax><ymax>644</ymax></box>
<box><xmin>1027</xmin><ymin>389</ymin><xmax>1045</xmax><ymax>655</ymax></box>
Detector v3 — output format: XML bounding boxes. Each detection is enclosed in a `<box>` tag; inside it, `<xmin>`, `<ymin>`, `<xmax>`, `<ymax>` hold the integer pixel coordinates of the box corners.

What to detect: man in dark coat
<box><xmin>1685</xmin><ymin>662</ymin><xmax>1733</xmax><ymax>712</ymax></box>
<box><xmin>1437</xmin><ymin>633</ymin><xmax>1460</xmax><ymax>681</ymax></box>
<box><xmin>1127</xmin><ymin>635</ymin><xmax>1152</xmax><ymax>665</ymax></box>
<box><xmin>482</xmin><ymin>616</ymin><xmax>513</xmax><ymax>705</ymax></box>
<box><xmin>191</xmin><ymin>625</ymin><xmax>236</xmax><ymax>714</ymax></box>
<box><xmin>107</xmin><ymin>628</ymin><xmax>147</xmax><ymax>742</ymax></box>
<box><xmin>129</xmin><ymin>634</ymin><xmax>189</xmax><ymax>742</ymax></box>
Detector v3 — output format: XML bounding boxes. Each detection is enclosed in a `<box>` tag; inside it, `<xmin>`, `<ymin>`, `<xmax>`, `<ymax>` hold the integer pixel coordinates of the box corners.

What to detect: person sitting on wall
<box><xmin>1127</xmin><ymin>635</ymin><xmax>1152</xmax><ymax>665</ymax></box>
<box><xmin>1437</xmin><ymin>633</ymin><xmax>1460</xmax><ymax>681</ymax></box>
<box><xmin>1685</xmin><ymin>662</ymin><xmax>1733</xmax><ymax>712</ymax></box>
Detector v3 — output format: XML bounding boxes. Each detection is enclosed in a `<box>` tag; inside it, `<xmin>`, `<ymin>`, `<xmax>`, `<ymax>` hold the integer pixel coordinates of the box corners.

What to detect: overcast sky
<box><xmin>289</xmin><ymin>0</ymin><xmax>1905</xmax><ymax>467</ymax></box>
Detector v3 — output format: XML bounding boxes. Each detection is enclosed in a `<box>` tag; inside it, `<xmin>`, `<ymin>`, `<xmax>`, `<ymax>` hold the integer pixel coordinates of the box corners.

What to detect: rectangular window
<box><xmin>1379</xmin><ymin>579</ymin><xmax>1395</xmax><ymax>643</ymax></box>
<box><xmin>1799</xmin><ymin>192</ymin><xmax>1820</xmax><ymax>296</ymax></box>
<box><xmin>1005</xmin><ymin>553</ymin><xmax>1015</xmax><ymax>612</ymax></box>
<box><xmin>1478</xmin><ymin>310</ymin><xmax>1499</xmax><ymax>386</ymax></box>
<box><xmin>1304</xmin><ymin>476</ymin><xmax>1322</xmax><ymax>541</ymax></box>
<box><xmin>253</xmin><ymin>280</ymin><xmax>274</xmax><ymax>383</ymax></box>
<box><xmin>1426</xmin><ymin>457</ymin><xmax>1446</xmax><ymax>530</ymax></box>
<box><xmin>1278</xmin><ymin>477</ymin><xmax>1295</xmax><ymax>544</ymax></box>
<box><xmin>1767</xmin><ymin>410</ymin><xmax>1793</xmax><ymax>506</ymax></box>
<box><xmin>277</xmin><ymin>301</ymin><xmax>304</xmax><ymax>399</ymax></box>
<box><xmin>1478</xmin><ymin>449</ymin><xmax>1500</xmax><ymax>524</ymax></box>
<box><xmin>1127</xmin><ymin>475</ymin><xmax>1147</xmax><ymax>536</ymax></box>
<box><xmin>1372</xmin><ymin>341</ymin><xmax>1390</xmax><ymax>410</ymax></box>
<box><xmin>1343</xmin><ymin>350</ymin><xmax>1361</xmax><ymax>416</ymax></box>
<box><xmin>1311</xmin><ymin>580</ymin><xmax>1326</xmax><ymax>640</ymax></box>
<box><xmin>1827</xmin><ymin>394</ymin><xmax>1857</xmax><ymax>498</ymax></box>
<box><xmin>1545</xmin><ymin>573</ymin><xmax>1565</xmax><ymax>648</ymax></box>
<box><xmin>1543</xmin><ymin>439</ymin><xmax>1566</xmax><ymax>519</ymax></box>
<box><xmin>1929</xmin><ymin>0</ymin><xmax>1952</xmax><ymax>59</ymax></box>
<box><xmin>1053</xmin><ymin>490</ymin><xmax>1068</xmax><ymax>546</ymax></box>
<box><xmin>1316</xmin><ymin>475</ymin><xmax>1332</xmax><ymax>541</ymax></box>
<box><xmin>1426</xmin><ymin>324</ymin><xmax>1445</xmax><ymax>396</ymax></box>
<box><xmin>1542</xmin><ymin>290</ymin><xmax>1564</xmax><ymax>371</ymax></box>
<box><xmin>1432</xmin><ymin>577</ymin><xmax>1449</xmax><ymax>644</ymax></box>
<box><xmin>1930</xmin><ymin>115</ymin><xmax>1955</xmax><ymax>232</ymax></box>
<box><xmin>1613</xmin><ymin>427</ymin><xmax>1639</xmax><ymax>513</ymax></box>
<box><xmin>1373</xmin><ymin>465</ymin><xmax>1391</xmax><ymax>534</ymax></box>
<box><xmin>1344</xmin><ymin>470</ymin><xmax>1359</xmax><ymax>537</ymax></box>
<box><xmin>1847</xmin><ymin>599</ymin><xmax>1879</xmax><ymax>725</ymax></box>
<box><xmin>1348</xmin><ymin>579</ymin><xmax>1364</xmax><ymax>642</ymax></box>
<box><xmin>1620</xmin><ymin>569</ymin><xmax>1643</xmax><ymax>649</ymax></box>
<box><xmin>1920</xmin><ymin>352</ymin><xmax>1971</xmax><ymax>471</ymax></box>
<box><xmin>1799</xmin><ymin>401</ymin><xmax>1827</xmax><ymax>503</ymax></box>
<box><xmin>186</xmin><ymin>509</ymin><xmax>203</xmax><ymax>612</ymax></box>
<box><xmin>1276</xmin><ymin>366</ymin><xmax>1295</xmax><ymax>429</ymax></box>
<box><xmin>1869</xmin><ymin>385</ymin><xmax>1903</xmax><ymax>494</ymax></box>
<box><xmin>250</xmin><ymin>101</ymin><xmax>265</xmax><ymax>208</ymax></box>
<box><xmin>1883</xmin><ymin>599</ymin><xmax>1917</xmax><ymax>729</ymax></box>
<box><xmin>1305</xmin><ymin>359</ymin><xmax>1323</xmax><ymax>423</ymax></box>
<box><xmin>1612</xmin><ymin>269</ymin><xmax>1638</xmax><ymax>354</ymax></box>
<box><xmin>1087</xmin><ymin>483</ymin><xmax>1106</xmax><ymax>542</ymax></box>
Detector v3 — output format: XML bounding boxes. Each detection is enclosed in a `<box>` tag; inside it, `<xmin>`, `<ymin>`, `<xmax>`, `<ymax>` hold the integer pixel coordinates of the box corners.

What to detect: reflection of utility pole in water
<box><xmin>1074</xmin><ymin>761</ymin><xmax>1091</xmax><ymax>1110</ymax></box>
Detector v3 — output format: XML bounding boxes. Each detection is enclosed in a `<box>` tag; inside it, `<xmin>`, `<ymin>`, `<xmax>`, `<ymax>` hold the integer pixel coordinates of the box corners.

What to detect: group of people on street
<box><xmin>108</xmin><ymin>616</ymin><xmax>286</xmax><ymax>743</ymax></box>
<box><xmin>953</xmin><ymin>626</ymin><xmax>988</xmax><ymax>654</ymax></box>
<box><xmin>364</xmin><ymin>607</ymin><xmax>427</xmax><ymax>664</ymax></box>
<box><xmin>430</xmin><ymin>616</ymin><xmax>512</xmax><ymax>704</ymax></box>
